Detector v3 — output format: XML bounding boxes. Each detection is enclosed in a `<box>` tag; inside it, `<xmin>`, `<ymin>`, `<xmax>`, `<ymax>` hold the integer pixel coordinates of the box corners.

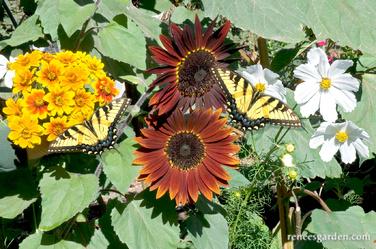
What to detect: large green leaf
<box><xmin>20</xmin><ymin>233</ymin><xmax>85</xmax><ymax>249</ymax></box>
<box><xmin>0</xmin><ymin>124</ymin><xmax>17</xmax><ymax>172</ymax></box>
<box><xmin>36</xmin><ymin>0</ymin><xmax>96</xmax><ymax>40</ymax></box>
<box><xmin>102</xmin><ymin>137</ymin><xmax>139</xmax><ymax>193</ymax></box>
<box><xmin>306</xmin><ymin>206</ymin><xmax>376</xmax><ymax>249</ymax></box>
<box><xmin>202</xmin><ymin>0</ymin><xmax>376</xmax><ymax>57</ymax></box>
<box><xmin>247</xmin><ymin>90</ymin><xmax>342</xmax><ymax>179</ymax></box>
<box><xmin>185</xmin><ymin>198</ymin><xmax>229</xmax><ymax>249</ymax></box>
<box><xmin>227</xmin><ymin>168</ymin><xmax>251</xmax><ymax>188</ymax></box>
<box><xmin>0</xmin><ymin>169</ymin><xmax>37</xmax><ymax>219</ymax></box>
<box><xmin>111</xmin><ymin>197</ymin><xmax>180</xmax><ymax>249</ymax></box>
<box><xmin>96</xmin><ymin>21</ymin><xmax>147</xmax><ymax>70</ymax></box>
<box><xmin>343</xmin><ymin>74</ymin><xmax>376</xmax><ymax>156</ymax></box>
<box><xmin>87</xmin><ymin>229</ymin><xmax>109</xmax><ymax>249</ymax></box>
<box><xmin>39</xmin><ymin>168</ymin><xmax>99</xmax><ymax>231</ymax></box>
<box><xmin>97</xmin><ymin>0</ymin><xmax>130</xmax><ymax>21</ymax></box>
<box><xmin>0</xmin><ymin>15</ymin><xmax>43</xmax><ymax>49</ymax></box>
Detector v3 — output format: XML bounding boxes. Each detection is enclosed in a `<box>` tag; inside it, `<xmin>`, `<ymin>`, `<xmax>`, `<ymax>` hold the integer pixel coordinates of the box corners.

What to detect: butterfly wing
<box><xmin>48</xmin><ymin>98</ymin><xmax>131</xmax><ymax>154</ymax></box>
<box><xmin>213</xmin><ymin>68</ymin><xmax>301</xmax><ymax>130</ymax></box>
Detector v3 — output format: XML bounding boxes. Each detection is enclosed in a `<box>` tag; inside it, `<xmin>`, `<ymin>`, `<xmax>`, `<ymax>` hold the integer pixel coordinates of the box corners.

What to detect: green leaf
<box><xmin>270</xmin><ymin>47</ymin><xmax>300</xmax><ymax>72</ymax></box>
<box><xmin>185</xmin><ymin>199</ymin><xmax>229</xmax><ymax>249</ymax></box>
<box><xmin>87</xmin><ymin>229</ymin><xmax>109</xmax><ymax>249</ymax></box>
<box><xmin>247</xmin><ymin>90</ymin><xmax>342</xmax><ymax>179</ymax></box>
<box><xmin>343</xmin><ymin>74</ymin><xmax>376</xmax><ymax>156</ymax></box>
<box><xmin>171</xmin><ymin>6</ymin><xmax>204</xmax><ymax>24</ymax></box>
<box><xmin>0</xmin><ymin>124</ymin><xmax>17</xmax><ymax>172</ymax></box>
<box><xmin>0</xmin><ymin>15</ymin><xmax>43</xmax><ymax>50</ymax></box>
<box><xmin>202</xmin><ymin>0</ymin><xmax>376</xmax><ymax>57</ymax></box>
<box><xmin>111</xmin><ymin>198</ymin><xmax>180</xmax><ymax>249</ymax></box>
<box><xmin>20</xmin><ymin>232</ymin><xmax>85</xmax><ymax>249</ymax></box>
<box><xmin>36</xmin><ymin>0</ymin><xmax>96</xmax><ymax>40</ymax></box>
<box><xmin>97</xmin><ymin>0</ymin><xmax>130</xmax><ymax>21</ymax></box>
<box><xmin>0</xmin><ymin>169</ymin><xmax>37</xmax><ymax>219</ymax></box>
<box><xmin>306</xmin><ymin>206</ymin><xmax>376</xmax><ymax>249</ymax></box>
<box><xmin>102</xmin><ymin>137</ymin><xmax>139</xmax><ymax>193</ymax></box>
<box><xmin>39</xmin><ymin>168</ymin><xmax>99</xmax><ymax>231</ymax></box>
<box><xmin>227</xmin><ymin>168</ymin><xmax>251</xmax><ymax>188</ymax></box>
<box><xmin>96</xmin><ymin>21</ymin><xmax>147</xmax><ymax>70</ymax></box>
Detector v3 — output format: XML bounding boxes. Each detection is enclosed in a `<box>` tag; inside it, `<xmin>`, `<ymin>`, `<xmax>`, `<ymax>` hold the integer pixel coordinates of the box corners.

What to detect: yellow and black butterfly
<box><xmin>48</xmin><ymin>98</ymin><xmax>131</xmax><ymax>154</ymax></box>
<box><xmin>213</xmin><ymin>68</ymin><xmax>301</xmax><ymax>130</ymax></box>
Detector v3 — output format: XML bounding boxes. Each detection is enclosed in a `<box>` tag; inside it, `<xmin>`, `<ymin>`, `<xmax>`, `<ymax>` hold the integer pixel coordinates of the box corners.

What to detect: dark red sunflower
<box><xmin>133</xmin><ymin>109</ymin><xmax>240</xmax><ymax>205</ymax></box>
<box><xmin>148</xmin><ymin>16</ymin><xmax>240</xmax><ymax>115</ymax></box>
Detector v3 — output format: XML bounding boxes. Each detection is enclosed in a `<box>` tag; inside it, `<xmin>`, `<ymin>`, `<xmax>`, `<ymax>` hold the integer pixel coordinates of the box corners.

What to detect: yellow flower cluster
<box><xmin>3</xmin><ymin>50</ymin><xmax>120</xmax><ymax>149</ymax></box>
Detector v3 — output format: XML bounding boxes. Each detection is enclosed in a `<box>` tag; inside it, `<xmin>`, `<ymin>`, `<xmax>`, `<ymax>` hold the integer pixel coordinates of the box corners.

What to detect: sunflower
<box><xmin>133</xmin><ymin>109</ymin><xmax>240</xmax><ymax>205</ymax></box>
<box><xmin>147</xmin><ymin>16</ymin><xmax>239</xmax><ymax>115</ymax></box>
<box><xmin>43</xmin><ymin>116</ymin><xmax>69</xmax><ymax>141</ymax></box>
<box><xmin>8</xmin><ymin>115</ymin><xmax>43</xmax><ymax>148</ymax></box>
<box><xmin>37</xmin><ymin>60</ymin><xmax>63</xmax><ymax>88</ymax></box>
<box><xmin>95</xmin><ymin>76</ymin><xmax>119</xmax><ymax>104</ymax></box>
<box><xmin>44</xmin><ymin>89</ymin><xmax>75</xmax><ymax>116</ymax></box>
<box><xmin>23</xmin><ymin>89</ymin><xmax>48</xmax><ymax>119</ymax></box>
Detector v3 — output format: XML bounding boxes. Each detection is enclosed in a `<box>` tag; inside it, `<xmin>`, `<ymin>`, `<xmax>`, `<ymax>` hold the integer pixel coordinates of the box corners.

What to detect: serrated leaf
<box><xmin>306</xmin><ymin>206</ymin><xmax>376</xmax><ymax>249</ymax></box>
<box><xmin>202</xmin><ymin>0</ymin><xmax>376</xmax><ymax>57</ymax></box>
<box><xmin>97</xmin><ymin>0</ymin><xmax>130</xmax><ymax>21</ymax></box>
<box><xmin>20</xmin><ymin>232</ymin><xmax>85</xmax><ymax>249</ymax></box>
<box><xmin>227</xmin><ymin>168</ymin><xmax>251</xmax><ymax>188</ymax></box>
<box><xmin>39</xmin><ymin>169</ymin><xmax>99</xmax><ymax>231</ymax></box>
<box><xmin>343</xmin><ymin>74</ymin><xmax>376</xmax><ymax>156</ymax></box>
<box><xmin>36</xmin><ymin>0</ymin><xmax>96</xmax><ymax>40</ymax></box>
<box><xmin>102</xmin><ymin>137</ymin><xmax>139</xmax><ymax>193</ymax></box>
<box><xmin>0</xmin><ymin>124</ymin><xmax>17</xmax><ymax>172</ymax></box>
<box><xmin>0</xmin><ymin>169</ymin><xmax>37</xmax><ymax>219</ymax></box>
<box><xmin>0</xmin><ymin>15</ymin><xmax>43</xmax><ymax>50</ymax></box>
<box><xmin>247</xmin><ymin>90</ymin><xmax>342</xmax><ymax>179</ymax></box>
<box><xmin>185</xmin><ymin>208</ymin><xmax>229</xmax><ymax>249</ymax></box>
<box><xmin>87</xmin><ymin>229</ymin><xmax>109</xmax><ymax>249</ymax></box>
<box><xmin>111</xmin><ymin>198</ymin><xmax>180</xmax><ymax>249</ymax></box>
<box><xmin>96</xmin><ymin>21</ymin><xmax>147</xmax><ymax>70</ymax></box>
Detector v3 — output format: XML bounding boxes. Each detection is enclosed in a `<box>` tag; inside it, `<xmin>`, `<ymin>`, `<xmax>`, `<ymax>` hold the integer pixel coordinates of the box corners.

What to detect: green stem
<box><xmin>257</xmin><ymin>37</ymin><xmax>270</xmax><ymax>68</ymax></box>
<box><xmin>32</xmin><ymin>203</ymin><xmax>38</xmax><ymax>232</ymax></box>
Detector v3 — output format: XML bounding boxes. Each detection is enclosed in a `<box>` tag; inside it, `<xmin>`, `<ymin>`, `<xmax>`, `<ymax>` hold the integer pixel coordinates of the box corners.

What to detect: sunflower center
<box><xmin>320</xmin><ymin>77</ymin><xmax>331</xmax><ymax>90</ymax></box>
<box><xmin>255</xmin><ymin>82</ymin><xmax>266</xmax><ymax>92</ymax></box>
<box><xmin>21</xmin><ymin>128</ymin><xmax>32</xmax><ymax>139</ymax></box>
<box><xmin>177</xmin><ymin>50</ymin><xmax>216</xmax><ymax>97</ymax></box>
<box><xmin>165</xmin><ymin>131</ymin><xmax>206</xmax><ymax>170</ymax></box>
<box><xmin>335</xmin><ymin>131</ymin><xmax>348</xmax><ymax>143</ymax></box>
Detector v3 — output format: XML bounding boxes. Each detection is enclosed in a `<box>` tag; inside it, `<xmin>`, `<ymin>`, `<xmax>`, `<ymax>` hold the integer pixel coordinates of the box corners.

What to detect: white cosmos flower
<box><xmin>294</xmin><ymin>47</ymin><xmax>359</xmax><ymax>122</ymax></box>
<box><xmin>0</xmin><ymin>54</ymin><xmax>15</xmax><ymax>88</ymax></box>
<box><xmin>238</xmin><ymin>64</ymin><xmax>287</xmax><ymax>102</ymax></box>
<box><xmin>309</xmin><ymin>121</ymin><xmax>369</xmax><ymax>164</ymax></box>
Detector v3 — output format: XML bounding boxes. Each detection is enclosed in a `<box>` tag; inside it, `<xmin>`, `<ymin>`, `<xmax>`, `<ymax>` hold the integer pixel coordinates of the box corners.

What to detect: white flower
<box><xmin>281</xmin><ymin>153</ymin><xmax>295</xmax><ymax>167</ymax></box>
<box><xmin>294</xmin><ymin>47</ymin><xmax>359</xmax><ymax>122</ymax></box>
<box><xmin>114</xmin><ymin>80</ymin><xmax>126</xmax><ymax>99</ymax></box>
<box><xmin>0</xmin><ymin>54</ymin><xmax>15</xmax><ymax>88</ymax></box>
<box><xmin>309</xmin><ymin>121</ymin><xmax>369</xmax><ymax>164</ymax></box>
<box><xmin>238</xmin><ymin>64</ymin><xmax>287</xmax><ymax>102</ymax></box>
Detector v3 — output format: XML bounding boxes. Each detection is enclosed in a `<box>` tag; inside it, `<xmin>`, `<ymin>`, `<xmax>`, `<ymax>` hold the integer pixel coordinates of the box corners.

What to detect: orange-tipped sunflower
<box><xmin>133</xmin><ymin>109</ymin><xmax>240</xmax><ymax>205</ymax></box>
<box><xmin>148</xmin><ymin>16</ymin><xmax>240</xmax><ymax>115</ymax></box>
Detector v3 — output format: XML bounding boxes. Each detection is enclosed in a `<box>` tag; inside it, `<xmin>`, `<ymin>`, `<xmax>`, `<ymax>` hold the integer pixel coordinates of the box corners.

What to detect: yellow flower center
<box><xmin>75</xmin><ymin>95</ymin><xmax>86</xmax><ymax>107</ymax></box>
<box><xmin>18</xmin><ymin>56</ymin><xmax>30</xmax><ymax>66</ymax></box>
<box><xmin>53</xmin><ymin>123</ymin><xmax>65</xmax><ymax>135</ymax></box>
<box><xmin>104</xmin><ymin>85</ymin><xmax>113</xmax><ymax>95</ymax></box>
<box><xmin>335</xmin><ymin>131</ymin><xmax>348</xmax><ymax>143</ymax></box>
<box><xmin>54</xmin><ymin>95</ymin><xmax>64</xmax><ymax>106</ymax></box>
<box><xmin>66</xmin><ymin>72</ymin><xmax>78</xmax><ymax>82</ymax></box>
<box><xmin>21</xmin><ymin>128</ymin><xmax>32</xmax><ymax>139</ymax></box>
<box><xmin>47</xmin><ymin>72</ymin><xmax>57</xmax><ymax>81</ymax></box>
<box><xmin>320</xmin><ymin>77</ymin><xmax>331</xmax><ymax>90</ymax></box>
<box><xmin>255</xmin><ymin>82</ymin><xmax>266</xmax><ymax>92</ymax></box>
<box><xmin>35</xmin><ymin>98</ymin><xmax>44</xmax><ymax>107</ymax></box>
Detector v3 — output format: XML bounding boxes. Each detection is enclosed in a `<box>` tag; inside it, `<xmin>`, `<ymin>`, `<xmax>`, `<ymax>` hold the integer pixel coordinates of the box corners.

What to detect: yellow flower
<box><xmin>43</xmin><ymin>116</ymin><xmax>69</xmax><ymax>141</ymax></box>
<box><xmin>44</xmin><ymin>89</ymin><xmax>75</xmax><ymax>116</ymax></box>
<box><xmin>8</xmin><ymin>115</ymin><xmax>43</xmax><ymax>148</ymax></box>
<box><xmin>288</xmin><ymin>169</ymin><xmax>298</xmax><ymax>181</ymax></box>
<box><xmin>68</xmin><ymin>109</ymin><xmax>93</xmax><ymax>126</ymax></box>
<box><xmin>41</xmin><ymin>52</ymin><xmax>55</xmax><ymax>62</ymax></box>
<box><xmin>11</xmin><ymin>51</ymin><xmax>41</xmax><ymax>71</ymax></box>
<box><xmin>285</xmin><ymin>143</ymin><xmax>295</xmax><ymax>153</ymax></box>
<box><xmin>95</xmin><ymin>76</ymin><xmax>119</xmax><ymax>104</ymax></box>
<box><xmin>72</xmin><ymin>89</ymin><xmax>94</xmax><ymax>114</ymax></box>
<box><xmin>85</xmin><ymin>55</ymin><xmax>105</xmax><ymax>77</ymax></box>
<box><xmin>56</xmin><ymin>51</ymin><xmax>77</xmax><ymax>65</ymax></box>
<box><xmin>61</xmin><ymin>65</ymin><xmax>89</xmax><ymax>90</ymax></box>
<box><xmin>23</xmin><ymin>89</ymin><xmax>49</xmax><ymax>119</ymax></box>
<box><xmin>37</xmin><ymin>60</ymin><xmax>63</xmax><ymax>88</ymax></box>
<box><xmin>12</xmin><ymin>68</ymin><xmax>34</xmax><ymax>94</ymax></box>
<box><xmin>3</xmin><ymin>98</ymin><xmax>23</xmax><ymax>117</ymax></box>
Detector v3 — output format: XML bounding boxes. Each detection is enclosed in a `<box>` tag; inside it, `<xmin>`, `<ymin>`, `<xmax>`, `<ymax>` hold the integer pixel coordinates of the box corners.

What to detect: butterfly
<box><xmin>212</xmin><ymin>68</ymin><xmax>301</xmax><ymax>130</ymax></box>
<box><xmin>48</xmin><ymin>98</ymin><xmax>131</xmax><ymax>155</ymax></box>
